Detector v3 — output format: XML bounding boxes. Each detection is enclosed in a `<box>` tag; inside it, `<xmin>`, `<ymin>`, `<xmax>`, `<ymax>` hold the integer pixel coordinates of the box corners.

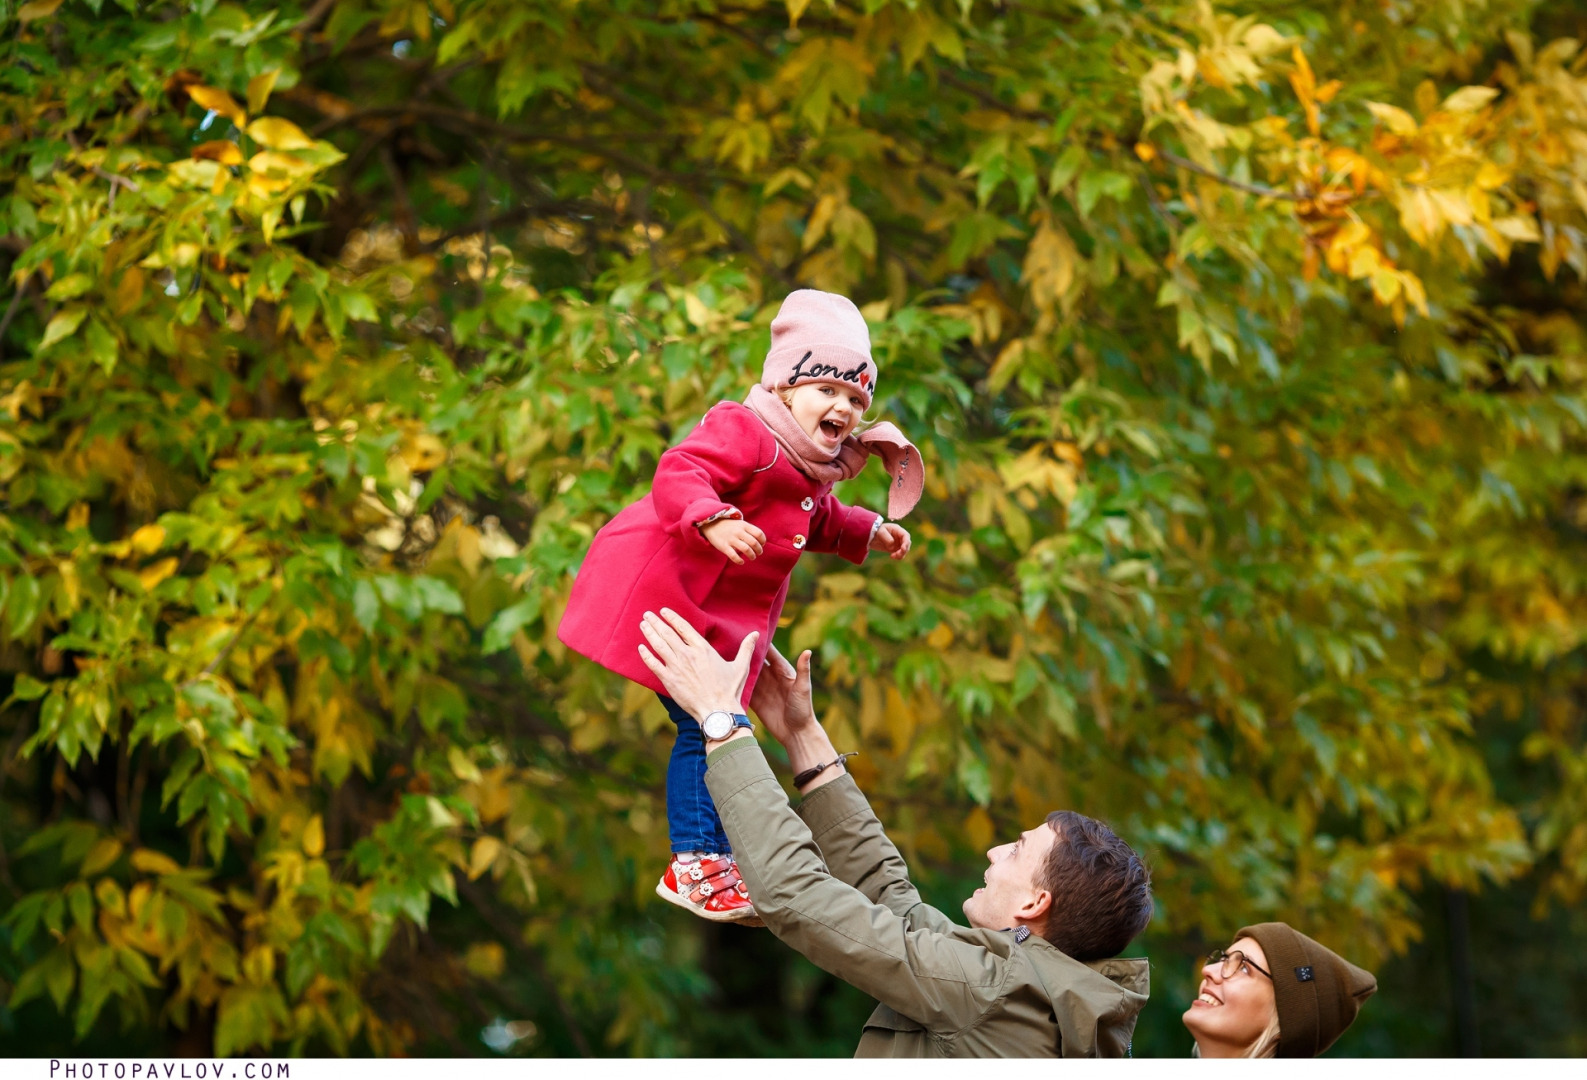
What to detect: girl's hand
<box><xmin>869</xmin><ymin>522</ymin><xmax>911</xmax><ymax>560</ymax></box>
<box><xmin>701</xmin><ymin>518</ymin><xmax>766</xmax><ymax>564</ymax></box>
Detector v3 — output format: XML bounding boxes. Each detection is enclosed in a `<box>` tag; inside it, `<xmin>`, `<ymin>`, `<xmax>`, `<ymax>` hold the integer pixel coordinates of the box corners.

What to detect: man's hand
<box><xmin>869</xmin><ymin>522</ymin><xmax>911</xmax><ymax>560</ymax></box>
<box><xmin>750</xmin><ymin>646</ymin><xmax>847</xmax><ymax>794</ymax></box>
<box><xmin>749</xmin><ymin>645</ymin><xmax>817</xmax><ymax>745</ymax></box>
<box><xmin>637</xmin><ymin>608</ymin><xmax>756</xmax><ymax>726</ymax></box>
<box><xmin>701</xmin><ymin>518</ymin><xmax>766</xmax><ymax>564</ymax></box>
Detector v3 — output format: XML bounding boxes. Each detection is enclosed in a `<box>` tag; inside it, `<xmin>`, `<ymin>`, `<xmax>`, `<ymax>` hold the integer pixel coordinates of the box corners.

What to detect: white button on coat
<box><xmin>801</xmin><ymin>497</ymin><xmax>814</xmax><ymax>511</ymax></box>
<box><xmin>792</xmin><ymin>534</ymin><xmax>806</xmax><ymax>549</ymax></box>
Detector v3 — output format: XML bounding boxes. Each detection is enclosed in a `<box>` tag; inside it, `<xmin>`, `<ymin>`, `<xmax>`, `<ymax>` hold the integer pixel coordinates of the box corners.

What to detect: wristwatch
<box><xmin>701</xmin><ymin>710</ymin><xmax>753</xmax><ymax>741</ymax></box>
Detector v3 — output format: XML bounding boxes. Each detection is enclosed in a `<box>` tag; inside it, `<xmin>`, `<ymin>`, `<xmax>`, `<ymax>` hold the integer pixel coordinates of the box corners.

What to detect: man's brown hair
<box><xmin>1036</xmin><ymin>810</ymin><xmax>1153</xmax><ymax>961</ymax></box>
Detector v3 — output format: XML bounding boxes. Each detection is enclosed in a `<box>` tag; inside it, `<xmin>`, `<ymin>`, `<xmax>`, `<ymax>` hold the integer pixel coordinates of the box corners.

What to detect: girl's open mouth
<box><xmin>819</xmin><ymin>418</ymin><xmax>845</xmax><ymax>440</ymax></box>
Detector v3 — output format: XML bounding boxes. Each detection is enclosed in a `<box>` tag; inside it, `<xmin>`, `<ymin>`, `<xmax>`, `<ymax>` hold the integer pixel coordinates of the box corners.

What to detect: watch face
<box><xmin>702</xmin><ymin>711</ymin><xmax>733</xmax><ymax>740</ymax></box>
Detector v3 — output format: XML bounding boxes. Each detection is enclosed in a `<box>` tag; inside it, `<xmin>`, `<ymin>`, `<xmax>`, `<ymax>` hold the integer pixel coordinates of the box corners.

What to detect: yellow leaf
<box><xmin>1429</xmin><ymin>189</ymin><xmax>1473</xmax><ymax>227</ymax></box>
<box><xmin>784</xmin><ymin>0</ymin><xmax>812</xmax><ymax>28</ymax></box>
<box><xmin>683</xmin><ymin>291</ymin><xmax>711</xmax><ymax>328</ymax></box>
<box><xmin>448</xmin><ymin>746</ymin><xmax>482</xmax><ymax>783</ymax></box>
<box><xmin>138</xmin><ymin>557</ymin><xmax>179</xmax><ymax>591</ymax></box>
<box><xmin>302</xmin><ymin>815</ymin><xmax>325</xmax><ymax>857</ymax></box>
<box><xmin>246</xmin><ymin>117</ymin><xmax>314</xmax><ymax>151</ymax></box>
<box><xmin>1134</xmin><ymin>142</ymin><xmax>1157</xmax><ymax>162</ymax></box>
<box><xmin>129</xmin><ymin>523</ymin><xmax>165</xmax><ymax>554</ymax></box>
<box><xmin>247</xmin><ymin>150</ymin><xmax>316</xmax><ymax>177</ymax></box>
<box><xmin>1400</xmin><ymin>271</ymin><xmax>1429</xmax><ymax>316</ymax></box>
<box><xmin>113</xmin><ymin>267</ymin><xmax>146</xmax><ymax>315</ymax></box>
<box><xmin>191</xmin><ymin>140</ymin><xmax>244</xmax><ymax>165</ymax></box>
<box><xmin>987</xmin><ymin>338</ymin><xmax>1026</xmax><ymax>395</ymax></box>
<box><xmin>246</xmin><ymin>69</ymin><xmax>281</xmax><ymax>116</ymax></box>
<box><xmin>964</xmin><ymin>807</ymin><xmax>994</xmax><ymax>852</ymax></box>
<box><xmin>17</xmin><ymin>0</ymin><xmax>65</xmax><ymax>22</ymax></box>
<box><xmin>802</xmin><ymin>192</ymin><xmax>841</xmax><ymax>252</ymax></box>
<box><xmin>1023</xmin><ymin>216</ymin><xmax>1078</xmax><ymax>312</ymax></box>
<box><xmin>1371</xmin><ymin>266</ymin><xmax>1402</xmax><ymax>305</ymax></box>
<box><xmin>1474</xmin><ymin>161</ymin><xmax>1510</xmax><ymax>191</ymax></box>
<box><xmin>1492</xmin><ymin>215</ymin><xmax>1540</xmax><ymax>242</ymax></box>
<box><xmin>468</xmin><ymin>836</ymin><xmax>503</xmax><ymax>880</ymax></box>
<box><xmin>1330</xmin><ymin>220</ymin><xmax>1371</xmax><ymax>251</ymax></box>
<box><xmin>81</xmin><ymin>838</ymin><xmax>124</xmax><ymax>877</ymax></box>
<box><xmin>1365</xmin><ymin>101</ymin><xmax>1418</xmax><ymax>136</ymax></box>
<box><xmin>859</xmin><ymin>299</ymin><xmax>890</xmax><ymax>323</ymax></box>
<box><xmin>130</xmin><ymin>848</ymin><xmax>183</xmax><ymax>875</ymax></box>
<box><xmin>463</xmin><ymin>941</ymin><xmax>506</xmax><ymax>978</ymax></box>
<box><xmin>925</xmin><ymin>622</ymin><xmax>954</xmax><ymax>650</ymax></box>
<box><xmin>830</xmin><ymin>204</ymin><xmax>877</xmax><ymax>259</ymax></box>
<box><xmin>242</xmin><ymin>945</ymin><xmax>275</xmax><ymax>985</ymax></box>
<box><xmin>401</xmin><ymin>431</ymin><xmax>448</xmax><ymax>471</ymax></box>
<box><xmin>1398</xmin><ymin>188</ymin><xmax>1442</xmax><ymax>244</ymax></box>
<box><xmin>1347</xmin><ymin>243</ymin><xmax>1381</xmax><ymax>278</ymax></box>
<box><xmin>187</xmin><ymin>84</ymin><xmax>246</xmax><ymax>128</ymax></box>
<box><xmin>1467</xmin><ymin>186</ymin><xmax>1492</xmax><ymax>224</ymax></box>
<box><xmin>762</xmin><ymin>166</ymin><xmax>813</xmax><ymax>197</ymax></box>
<box><xmin>1441</xmin><ymin>86</ymin><xmax>1499</xmax><ymax>113</ymax></box>
<box><xmin>1242</xmin><ymin>24</ymin><xmax>1290</xmax><ymax>56</ymax></box>
<box><xmin>165</xmin><ymin>158</ymin><xmax>225</xmax><ymax>189</ymax></box>
<box><xmin>246</xmin><ymin>172</ymin><xmax>294</xmax><ymax>198</ymax></box>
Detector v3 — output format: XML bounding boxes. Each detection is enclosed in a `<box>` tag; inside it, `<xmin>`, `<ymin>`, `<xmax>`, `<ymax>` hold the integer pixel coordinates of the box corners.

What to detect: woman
<box><xmin>1183</xmin><ymin>922</ymin><xmax>1377</xmax><ymax>1058</ymax></box>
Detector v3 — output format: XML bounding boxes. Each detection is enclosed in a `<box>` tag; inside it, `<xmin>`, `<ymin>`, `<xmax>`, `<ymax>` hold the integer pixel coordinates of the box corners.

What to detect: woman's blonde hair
<box><xmin>1244</xmin><ymin>1012</ymin><xmax>1282</xmax><ymax>1058</ymax></box>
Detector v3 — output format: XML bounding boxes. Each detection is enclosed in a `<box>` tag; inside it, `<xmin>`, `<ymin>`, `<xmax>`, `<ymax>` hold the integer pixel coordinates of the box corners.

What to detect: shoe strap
<box><xmin>678</xmin><ymin>857</ymin><xmax>743</xmax><ymax>903</ymax></box>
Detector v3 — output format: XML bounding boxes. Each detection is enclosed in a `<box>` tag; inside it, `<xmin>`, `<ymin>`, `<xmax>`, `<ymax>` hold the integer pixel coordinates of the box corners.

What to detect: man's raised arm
<box><xmin>637</xmin><ymin>610</ymin><xmax>1004</xmax><ymax>1029</ymax></box>
<box><xmin>751</xmin><ymin>644</ymin><xmax>957</xmax><ymax>932</ymax></box>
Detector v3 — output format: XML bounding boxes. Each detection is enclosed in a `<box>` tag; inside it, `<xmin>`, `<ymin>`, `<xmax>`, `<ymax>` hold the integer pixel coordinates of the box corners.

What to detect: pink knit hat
<box><xmin>762</xmin><ymin>290</ymin><xmax>877</xmax><ymax>409</ymax></box>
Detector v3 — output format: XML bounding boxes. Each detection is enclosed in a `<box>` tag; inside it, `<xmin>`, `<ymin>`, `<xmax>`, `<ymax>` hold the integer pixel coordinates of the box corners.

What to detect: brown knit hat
<box><xmin>1235</xmin><ymin>922</ymin><xmax>1377</xmax><ymax>1058</ymax></box>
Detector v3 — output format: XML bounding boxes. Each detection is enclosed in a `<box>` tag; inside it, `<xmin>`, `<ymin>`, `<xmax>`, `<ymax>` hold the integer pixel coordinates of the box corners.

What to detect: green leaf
<box><xmin>1076</xmin><ymin>169</ymin><xmax>1132</xmax><ymax>217</ymax></box>
<box><xmin>44</xmin><ymin>272</ymin><xmax>93</xmax><ymax>300</ymax></box>
<box><xmin>8</xmin><ymin>672</ymin><xmax>50</xmax><ymax>702</ymax></box>
<box><xmin>352</xmin><ymin>578</ymin><xmax>381</xmax><ymax>631</ymax></box>
<box><xmin>482</xmin><ymin>594</ymin><xmax>541</xmax><ymax>654</ymax></box>
<box><xmin>38</xmin><ymin>305</ymin><xmax>87</xmax><ymax>350</ymax></box>
<box><xmin>5</xmin><ymin>574</ymin><xmax>41</xmax><ymax>637</ymax></box>
<box><xmin>1048</xmin><ymin>145</ymin><xmax>1087</xmax><ymax>194</ymax></box>
<box><xmin>413</xmin><ymin>576</ymin><xmax>464</xmax><ymax>615</ymax></box>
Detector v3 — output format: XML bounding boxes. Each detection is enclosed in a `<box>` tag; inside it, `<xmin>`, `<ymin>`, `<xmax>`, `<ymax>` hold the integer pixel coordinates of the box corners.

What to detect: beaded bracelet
<box><xmin>793</xmin><ymin>751</ymin><xmax>858</xmax><ymax>789</ymax></box>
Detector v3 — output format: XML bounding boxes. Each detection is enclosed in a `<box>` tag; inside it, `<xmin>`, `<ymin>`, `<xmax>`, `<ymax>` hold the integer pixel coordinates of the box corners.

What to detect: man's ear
<box><xmin>1018</xmin><ymin>887</ymin><xmax>1052</xmax><ymax>924</ymax></box>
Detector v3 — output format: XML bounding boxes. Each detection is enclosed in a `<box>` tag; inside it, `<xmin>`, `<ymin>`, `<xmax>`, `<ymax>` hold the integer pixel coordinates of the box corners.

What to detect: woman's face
<box><xmin>787</xmin><ymin>382</ymin><xmax>864</xmax><ymax>451</ymax></box>
<box><xmin>1181</xmin><ymin>936</ymin><xmax>1278</xmax><ymax>1058</ymax></box>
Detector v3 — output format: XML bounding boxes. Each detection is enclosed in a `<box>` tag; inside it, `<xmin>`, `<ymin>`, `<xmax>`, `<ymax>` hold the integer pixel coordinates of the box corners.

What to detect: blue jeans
<box><xmin>658</xmin><ymin>694</ymin><xmax>731</xmax><ymax>855</ymax></box>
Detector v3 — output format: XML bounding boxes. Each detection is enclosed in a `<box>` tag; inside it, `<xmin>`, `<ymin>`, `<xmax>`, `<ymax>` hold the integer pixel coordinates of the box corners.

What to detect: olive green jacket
<box><xmin>705</xmin><ymin>739</ymin><xmax>1150</xmax><ymax>1057</ymax></box>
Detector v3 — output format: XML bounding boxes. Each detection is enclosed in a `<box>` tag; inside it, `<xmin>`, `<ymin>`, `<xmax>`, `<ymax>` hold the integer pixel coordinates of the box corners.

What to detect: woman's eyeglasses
<box><xmin>1206</xmin><ymin>948</ymin><xmax>1272</xmax><ymax>981</ymax></box>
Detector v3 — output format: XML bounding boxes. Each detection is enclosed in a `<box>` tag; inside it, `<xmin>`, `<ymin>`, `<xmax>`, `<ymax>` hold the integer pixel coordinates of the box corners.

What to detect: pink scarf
<box><xmin>744</xmin><ymin>384</ymin><xmax>923</xmax><ymax>519</ymax></box>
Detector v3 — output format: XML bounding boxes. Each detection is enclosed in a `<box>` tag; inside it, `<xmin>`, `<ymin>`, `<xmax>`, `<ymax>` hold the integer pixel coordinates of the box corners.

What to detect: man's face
<box><xmin>961</xmin><ymin>822</ymin><xmax>1057</xmax><ymax>931</ymax></box>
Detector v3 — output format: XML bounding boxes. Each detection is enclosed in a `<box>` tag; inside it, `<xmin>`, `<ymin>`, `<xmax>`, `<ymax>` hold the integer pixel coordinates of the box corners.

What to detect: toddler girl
<box><xmin>557</xmin><ymin>290</ymin><xmax>923</xmax><ymax>923</ymax></box>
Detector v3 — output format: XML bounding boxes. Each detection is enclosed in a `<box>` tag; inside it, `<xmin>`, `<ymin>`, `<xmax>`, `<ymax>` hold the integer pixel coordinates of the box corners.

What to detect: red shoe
<box><xmin>655</xmin><ymin>853</ymin><xmax>760</xmax><ymax>923</ymax></box>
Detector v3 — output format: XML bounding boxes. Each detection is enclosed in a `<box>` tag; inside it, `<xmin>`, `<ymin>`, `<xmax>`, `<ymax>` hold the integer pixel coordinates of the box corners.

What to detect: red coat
<box><xmin>557</xmin><ymin>401</ymin><xmax>880</xmax><ymax>704</ymax></box>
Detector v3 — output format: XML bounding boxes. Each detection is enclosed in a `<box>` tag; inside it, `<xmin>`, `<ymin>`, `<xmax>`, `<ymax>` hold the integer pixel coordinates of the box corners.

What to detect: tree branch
<box><xmin>0</xmin><ymin>271</ymin><xmax>31</xmax><ymax>354</ymax></box>
<box><xmin>1154</xmin><ymin>147</ymin><xmax>1304</xmax><ymax>201</ymax></box>
<box><xmin>293</xmin><ymin>0</ymin><xmax>340</xmax><ymax>37</ymax></box>
<box><xmin>178</xmin><ymin>605</ymin><xmax>266</xmax><ymax>690</ymax></box>
<box><xmin>938</xmin><ymin>70</ymin><xmax>1049</xmax><ymax>121</ymax></box>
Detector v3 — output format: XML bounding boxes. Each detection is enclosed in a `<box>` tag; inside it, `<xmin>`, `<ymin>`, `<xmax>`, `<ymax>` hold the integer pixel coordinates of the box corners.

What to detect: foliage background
<box><xmin>2</xmin><ymin>0</ymin><xmax>1585</xmax><ymax>1058</ymax></box>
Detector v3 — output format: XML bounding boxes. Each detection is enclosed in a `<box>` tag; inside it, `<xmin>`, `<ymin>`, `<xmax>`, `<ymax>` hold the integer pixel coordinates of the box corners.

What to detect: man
<box><xmin>637</xmin><ymin>609</ymin><xmax>1153</xmax><ymax>1058</ymax></box>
